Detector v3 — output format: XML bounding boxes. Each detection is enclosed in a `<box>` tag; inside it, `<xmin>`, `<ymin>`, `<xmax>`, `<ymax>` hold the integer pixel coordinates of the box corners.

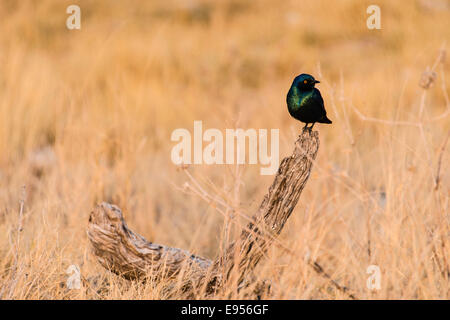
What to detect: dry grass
<box><xmin>0</xmin><ymin>0</ymin><xmax>449</xmax><ymax>299</ymax></box>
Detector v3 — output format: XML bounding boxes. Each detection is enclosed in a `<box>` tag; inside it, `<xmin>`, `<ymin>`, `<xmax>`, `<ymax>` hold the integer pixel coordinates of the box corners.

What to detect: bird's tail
<box><xmin>319</xmin><ymin>115</ymin><xmax>332</xmax><ymax>124</ymax></box>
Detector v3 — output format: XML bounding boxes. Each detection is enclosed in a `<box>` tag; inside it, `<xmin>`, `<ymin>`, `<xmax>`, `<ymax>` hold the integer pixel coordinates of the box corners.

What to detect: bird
<box><xmin>286</xmin><ymin>73</ymin><xmax>332</xmax><ymax>131</ymax></box>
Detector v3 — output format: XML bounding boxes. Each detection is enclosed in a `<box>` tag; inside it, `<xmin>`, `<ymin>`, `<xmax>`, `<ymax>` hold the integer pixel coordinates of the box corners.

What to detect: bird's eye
<box><xmin>303</xmin><ymin>80</ymin><xmax>307</xmax><ymax>84</ymax></box>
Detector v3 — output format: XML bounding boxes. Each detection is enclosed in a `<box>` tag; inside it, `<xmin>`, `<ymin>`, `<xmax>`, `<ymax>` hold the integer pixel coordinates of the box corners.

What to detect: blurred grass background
<box><xmin>0</xmin><ymin>0</ymin><xmax>449</xmax><ymax>299</ymax></box>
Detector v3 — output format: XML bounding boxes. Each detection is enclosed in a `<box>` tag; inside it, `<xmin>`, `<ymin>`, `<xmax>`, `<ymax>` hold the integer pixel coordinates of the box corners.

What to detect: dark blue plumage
<box><xmin>287</xmin><ymin>74</ymin><xmax>332</xmax><ymax>130</ymax></box>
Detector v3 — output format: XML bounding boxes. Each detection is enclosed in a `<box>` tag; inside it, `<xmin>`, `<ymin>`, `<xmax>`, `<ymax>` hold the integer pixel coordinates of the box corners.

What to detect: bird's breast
<box><xmin>287</xmin><ymin>90</ymin><xmax>300</xmax><ymax>111</ymax></box>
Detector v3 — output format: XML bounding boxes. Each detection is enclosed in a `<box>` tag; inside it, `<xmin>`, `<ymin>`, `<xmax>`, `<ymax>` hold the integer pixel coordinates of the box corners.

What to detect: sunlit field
<box><xmin>0</xmin><ymin>0</ymin><xmax>449</xmax><ymax>299</ymax></box>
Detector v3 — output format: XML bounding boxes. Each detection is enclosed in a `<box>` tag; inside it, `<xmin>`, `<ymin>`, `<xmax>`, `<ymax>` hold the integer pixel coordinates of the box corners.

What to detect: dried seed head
<box><xmin>419</xmin><ymin>69</ymin><xmax>437</xmax><ymax>89</ymax></box>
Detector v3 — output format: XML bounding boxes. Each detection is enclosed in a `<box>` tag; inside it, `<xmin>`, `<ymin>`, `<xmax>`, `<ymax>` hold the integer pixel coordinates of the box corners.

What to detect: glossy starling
<box><xmin>287</xmin><ymin>73</ymin><xmax>332</xmax><ymax>131</ymax></box>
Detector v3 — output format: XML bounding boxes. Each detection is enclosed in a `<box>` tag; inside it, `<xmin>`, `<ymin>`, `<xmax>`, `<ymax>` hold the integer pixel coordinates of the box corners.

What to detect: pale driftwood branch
<box><xmin>87</xmin><ymin>203</ymin><xmax>211</xmax><ymax>283</ymax></box>
<box><xmin>87</xmin><ymin>130</ymin><xmax>320</xmax><ymax>297</ymax></box>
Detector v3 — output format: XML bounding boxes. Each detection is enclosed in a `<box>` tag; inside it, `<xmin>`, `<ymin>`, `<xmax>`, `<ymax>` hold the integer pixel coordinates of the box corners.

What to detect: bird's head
<box><xmin>292</xmin><ymin>74</ymin><xmax>320</xmax><ymax>91</ymax></box>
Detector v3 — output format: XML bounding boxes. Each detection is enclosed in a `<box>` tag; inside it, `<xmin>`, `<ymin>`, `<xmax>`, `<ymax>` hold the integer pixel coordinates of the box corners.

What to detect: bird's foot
<box><xmin>302</xmin><ymin>126</ymin><xmax>312</xmax><ymax>134</ymax></box>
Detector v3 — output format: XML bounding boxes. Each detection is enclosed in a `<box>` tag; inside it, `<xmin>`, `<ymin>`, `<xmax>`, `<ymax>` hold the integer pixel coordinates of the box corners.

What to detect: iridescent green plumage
<box><xmin>287</xmin><ymin>74</ymin><xmax>332</xmax><ymax>130</ymax></box>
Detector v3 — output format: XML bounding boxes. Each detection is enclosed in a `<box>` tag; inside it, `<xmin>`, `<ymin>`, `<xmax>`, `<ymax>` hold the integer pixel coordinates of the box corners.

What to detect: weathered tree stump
<box><xmin>87</xmin><ymin>130</ymin><xmax>320</xmax><ymax>297</ymax></box>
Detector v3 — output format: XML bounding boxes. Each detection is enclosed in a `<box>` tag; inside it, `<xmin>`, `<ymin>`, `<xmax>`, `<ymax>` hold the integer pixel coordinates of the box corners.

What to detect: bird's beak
<box><xmin>314</xmin><ymin>80</ymin><xmax>320</xmax><ymax>84</ymax></box>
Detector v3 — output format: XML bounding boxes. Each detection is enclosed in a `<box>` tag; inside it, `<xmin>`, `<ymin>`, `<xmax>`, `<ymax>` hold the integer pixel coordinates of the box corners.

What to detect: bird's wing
<box><xmin>313</xmin><ymin>88</ymin><xmax>327</xmax><ymax>114</ymax></box>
